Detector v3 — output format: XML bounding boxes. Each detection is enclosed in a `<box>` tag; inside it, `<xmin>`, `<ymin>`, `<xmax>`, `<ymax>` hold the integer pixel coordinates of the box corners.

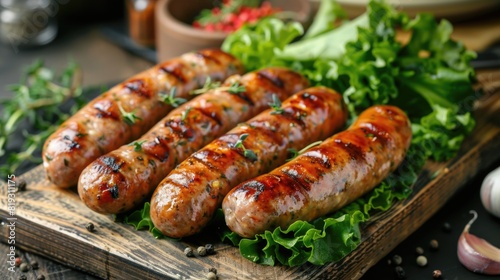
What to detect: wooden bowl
<box><xmin>155</xmin><ymin>0</ymin><xmax>311</xmax><ymax>62</ymax></box>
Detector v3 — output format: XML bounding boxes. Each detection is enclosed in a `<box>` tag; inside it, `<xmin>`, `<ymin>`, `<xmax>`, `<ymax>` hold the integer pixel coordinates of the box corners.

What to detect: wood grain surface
<box><xmin>1</xmin><ymin>71</ymin><xmax>499</xmax><ymax>279</ymax></box>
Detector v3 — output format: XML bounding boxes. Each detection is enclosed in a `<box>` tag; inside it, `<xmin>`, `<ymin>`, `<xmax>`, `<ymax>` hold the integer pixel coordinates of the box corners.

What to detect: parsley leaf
<box><xmin>160</xmin><ymin>87</ymin><xmax>187</xmax><ymax>107</ymax></box>
<box><xmin>118</xmin><ymin>104</ymin><xmax>142</xmax><ymax>125</ymax></box>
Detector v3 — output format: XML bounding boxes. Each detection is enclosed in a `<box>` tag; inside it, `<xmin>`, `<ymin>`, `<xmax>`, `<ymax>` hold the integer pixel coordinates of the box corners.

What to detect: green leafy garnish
<box><xmin>190</xmin><ymin>77</ymin><xmax>221</xmax><ymax>95</ymax></box>
<box><xmin>268</xmin><ymin>94</ymin><xmax>283</xmax><ymax>115</ymax></box>
<box><xmin>234</xmin><ymin>133</ymin><xmax>257</xmax><ymax>161</ymax></box>
<box><xmin>191</xmin><ymin>78</ymin><xmax>246</xmax><ymax>96</ymax></box>
<box><xmin>118</xmin><ymin>104</ymin><xmax>142</xmax><ymax>125</ymax></box>
<box><xmin>160</xmin><ymin>87</ymin><xmax>187</xmax><ymax>107</ymax></box>
<box><xmin>286</xmin><ymin>140</ymin><xmax>322</xmax><ymax>161</ymax></box>
<box><xmin>124</xmin><ymin>202</ymin><xmax>168</xmax><ymax>239</ymax></box>
<box><xmin>225</xmin><ymin>82</ymin><xmax>247</xmax><ymax>94</ymax></box>
<box><xmin>128</xmin><ymin>140</ymin><xmax>146</xmax><ymax>152</ymax></box>
<box><xmin>0</xmin><ymin>60</ymin><xmax>84</xmax><ymax>178</ymax></box>
<box><xmin>221</xmin><ymin>17</ymin><xmax>304</xmax><ymax>71</ymax></box>
<box><xmin>181</xmin><ymin>107</ymin><xmax>192</xmax><ymax>121</ymax></box>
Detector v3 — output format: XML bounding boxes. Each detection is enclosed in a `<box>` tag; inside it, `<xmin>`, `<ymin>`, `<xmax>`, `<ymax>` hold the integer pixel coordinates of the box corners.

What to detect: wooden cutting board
<box><xmin>1</xmin><ymin>71</ymin><xmax>499</xmax><ymax>280</ymax></box>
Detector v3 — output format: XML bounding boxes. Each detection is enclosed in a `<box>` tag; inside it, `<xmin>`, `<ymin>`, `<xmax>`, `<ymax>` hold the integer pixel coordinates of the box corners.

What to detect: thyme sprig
<box><xmin>191</xmin><ymin>77</ymin><xmax>246</xmax><ymax>95</ymax></box>
<box><xmin>128</xmin><ymin>140</ymin><xmax>146</xmax><ymax>152</ymax></box>
<box><xmin>118</xmin><ymin>104</ymin><xmax>142</xmax><ymax>125</ymax></box>
<box><xmin>234</xmin><ymin>133</ymin><xmax>257</xmax><ymax>161</ymax></box>
<box><xmin>190</xmin><ymin>77</ymin><xmax>221</xmax><ymax>95</ymax></box>
<box><xmin>225</xmin><ymin>82</ymin><xmax>246</xmax><ymax>94</ymax></box>
<box><xmin>159</xmin><ymin>87</ymin><xmax>187</xmax><ymax>107</ymax></box>
<box><xmin>268</xmin><ymin>94</ymin><xmax>284</xmax><ymax>115</ymax></box>
<box><xmin>0</xmin><ymin>60</ymin><xmax>84</xmax><ymax>178</ymax></box>
<box><xmin>286</xmin><ymin>140</ymin><xmax>323</xmax><ymax>161</ymax></box>
<box><xmin>181</xmin><ymin>107</ymin><xmax>192</xmax><ymax>121</ymax></box>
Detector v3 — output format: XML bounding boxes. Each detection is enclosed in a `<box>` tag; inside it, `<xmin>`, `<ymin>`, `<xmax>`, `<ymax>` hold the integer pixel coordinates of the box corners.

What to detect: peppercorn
<box><xmin>442</xmin><ymin>222</ymin><xmax>452</xmax><ymax>233</ymax></box>
<box><xmin>37</xmin><ymin>275</ymin><xmax>46</xmax><ymax>280</ymax></box>
<box><xmin>86</xmin><ymin>222</ymin><xmax>95</xmax><ymax>233</ymax></box>
<box><xmin>415</xmin><ymin>247</ymin><xmax>424</xmax><ymax>255</ymax></box>
<box><xmin>15</xmin><ymin>257</ymin><xmax>22</xmax><ymax>267</ymax></box>
<box><xmin>205</xmin><ymin>244</ymin><xmax>215</xmax><ymax>255</ymax></box>
<box><xmin>184</xmin><ymin>247</ymin><xmax>194</xmax><ymax>257</ymax></box>
<box><xmin>30</xmin><ymin>260</ymin><xmax>39</xmax><ymax>270</ymax></box>
<box><xmin>394</xmin><ymin>266</ymin><xmax>406</xmax><ymax>279</ymax></box>
<box><xmin>197</xmin><ymin>246</ymin><xmax>207</xmax><ymax>256</ymax></box>
<box><xmin>392</xmin><ymin>254</ymin><xmax>403</xmax><ymax>266</ymax></box>
<box><xmin>16</xmin><ymin>179</ymin><xmax>27</xmax><ymax>192</ymax></box>
<box><xmin>432</xmin><ymin>269</ymin><xmax>442</xmax><ymax>279</ymax></box>
<box><xmin>19</xmin><ymin>262</ymin><xmax>30</xmax><ymax>272</ymax></box>
<box><xmin>430</xmin><ymin>239</ymin><xmax>439</xmax><ymax>251</ymax></box>
<box><xmin>206</xmin><ymin>271</ymin><xmax>217</xmax><ymax>280</ymax></box>
<box><xmin>416</xmin><ymin>255</ymin><xmax>428</xmax><ymax>267</ymax></box>
<box><xmin>208</xmin><ymin>267</ymin><xmax>217</xmax><ymax>274</ymax></box>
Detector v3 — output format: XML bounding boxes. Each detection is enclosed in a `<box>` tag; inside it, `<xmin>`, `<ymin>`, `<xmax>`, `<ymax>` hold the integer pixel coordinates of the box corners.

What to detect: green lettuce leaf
<box><xmin>124</xmin><ymin>202</ymin><xmax>169</xmax><ymax>239</ymax></box>
<box><xmin>221</xmin><ymin>18</ymin><xmax>303</xmax><ymax>71</ymax></box>
<box><xmin>302</xmin><ymin>0</ymin><xmax>347</xmax><ymax>39</ymax></box>
<box><xmin>411</xmin><ymin>105</ymin><xmax>475</xmax><ymax>161</ymax></box>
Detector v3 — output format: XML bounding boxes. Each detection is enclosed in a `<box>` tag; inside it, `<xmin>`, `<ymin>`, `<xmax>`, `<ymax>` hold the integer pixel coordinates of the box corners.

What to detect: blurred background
<box><xmin>1</xmin><ymin>0</ymin><xmax>500</xmax><ymax>89</ymax></box>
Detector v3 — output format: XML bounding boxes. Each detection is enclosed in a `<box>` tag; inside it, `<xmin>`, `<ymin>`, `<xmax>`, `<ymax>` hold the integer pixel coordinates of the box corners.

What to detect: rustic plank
<box><xmin>0</xmin><ymin>73</ymin><xmax>499</xmax><ymax>279</ymax></box>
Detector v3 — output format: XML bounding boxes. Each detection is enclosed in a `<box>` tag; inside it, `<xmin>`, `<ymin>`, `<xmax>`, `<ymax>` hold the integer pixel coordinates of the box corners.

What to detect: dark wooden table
<box><xmin>1</xmin><ymin>9</ymin><xmax>500</xmax><ymax>280</ymax></box>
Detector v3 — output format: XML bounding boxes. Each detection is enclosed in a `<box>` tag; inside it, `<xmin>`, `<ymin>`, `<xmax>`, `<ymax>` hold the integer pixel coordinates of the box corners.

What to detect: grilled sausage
<box><xmin>223</xmin><ymin>105</ymin><xmax>412</xmax><ymax>238</ymax></box>
<box><xmin>150</xmin><ymin>86</ymin><xmax>348</xmax><ymax>238</ymax></box>
<box><xmin>78</xmin><ymin>67</ymin><xmax>310</xmax><ymax>214</ymax></box>
<box><xmin>43</xmin><ymin>49</ymin><xmax>243</xmax><ymax>188</ymax></box>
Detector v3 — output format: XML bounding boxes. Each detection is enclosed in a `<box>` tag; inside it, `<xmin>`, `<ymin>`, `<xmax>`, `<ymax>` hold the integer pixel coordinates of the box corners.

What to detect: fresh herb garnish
<box><xmin>268</xmin><ymin>94</ymin><xmax>284</xmax><ymax>115</ymax></box>
<box><xmin>286</xmin><ymin>141</ymin><xmax>322</xmax><ymax>161</ymax></box>
<box><xmin>128</xmin><ymin>140</ymin><xmax>146</xmax><ymax>152</ymax></box>
<box><xmin>181</xmin><ymin>107</ymin><xmax>192</xmax><ymax>121</ymax></box>
<box><xmin>191</xmin><ymin>79</ymin><xmax>246</xmax><ymax>96</ymax></box>
<box><xmin>118</xmin><ymin>104</ymin><xmax>142</xmax><ymax>125</ymax></box>
<box><xmin>234</xmin><ymin>133</ymin><xmax>257</xmax><ymax>161</ymax></box>
<box><xmin>0</xmin><ymin>60</ymin><xmax>83</xmax><ymax>178</ymax></box>
<box><xmin>160</xmin><ymin>87</ymin><xmax>187</xmax><ymax>107</ymax></box>
<box><xmin>226</xmin><ymin>82</ymin><xmax>246</xmax><ymax>94</ymax></box>
<box><xmin>123</xmin><ymin>202</ymin><xmax>170</xmax><ymax>239</ymax></box>
<box><xmin>190</xmin><ymin>77</ymin><xmax>221</xmax><ymax>95</ymax></box>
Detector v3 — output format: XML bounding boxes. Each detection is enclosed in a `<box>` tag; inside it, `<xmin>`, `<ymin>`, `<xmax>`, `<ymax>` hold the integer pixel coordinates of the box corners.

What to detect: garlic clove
<box><xmin>481</xmin><ymin>166</ymin><xmax>500</xmax><ymax>218</ymax></box>
<box><xmin>457</xmin><ymin>210</ymin><xmax>500</xmax><ymax>275</ymax></box>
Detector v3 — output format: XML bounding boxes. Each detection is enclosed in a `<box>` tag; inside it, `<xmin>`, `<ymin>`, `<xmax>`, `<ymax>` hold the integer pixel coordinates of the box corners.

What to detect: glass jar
<box><xmin>0</xmin><ymin>0</ymin><xmax>58</xmax><ymax>49</ymax></box>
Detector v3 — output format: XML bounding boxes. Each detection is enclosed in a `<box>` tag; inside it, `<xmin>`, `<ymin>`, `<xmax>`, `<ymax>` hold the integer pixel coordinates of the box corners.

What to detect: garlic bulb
<box><xmin>481</xmin><ymin>166</ymin><xmax>500</xmax><ymax>218</ymax></box>
<box><xmin>457</xmin><ymin>210</ymin><xmax>500</xmax><ymax>275</ymax></box>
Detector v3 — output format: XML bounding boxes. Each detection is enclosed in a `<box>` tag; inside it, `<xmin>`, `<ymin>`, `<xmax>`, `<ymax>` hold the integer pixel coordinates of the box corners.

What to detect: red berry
<box><xmin>205</xmin><ymin>23</ymin><xmax>215</xmax><ymax>32</ymax></box>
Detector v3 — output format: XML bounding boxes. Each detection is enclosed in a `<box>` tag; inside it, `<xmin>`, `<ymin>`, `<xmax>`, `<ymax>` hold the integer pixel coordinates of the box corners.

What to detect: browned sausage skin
<box><xmin>150</xmin><ymin>86</ymin><xmax>348</xmax><ymax>238</ymax></box>
<box><xmin>78</xmin><ymin>67</ymin><xmax>309</xmax><ymax>214</ymax></box>
<box><xmin>43</xmin><ymin>49</ymin><xmax>243</xmax><ymax>188</ymax></box>
<box><xmin>223</xmin><ymin>105</ymin><xmax>412</xmax><ymax>238</ymax></box>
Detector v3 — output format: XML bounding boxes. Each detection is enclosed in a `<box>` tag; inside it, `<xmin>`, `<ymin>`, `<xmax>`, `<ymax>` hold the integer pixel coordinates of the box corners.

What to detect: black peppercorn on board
<box><xmin>0</xmin><ymin>72</ymin><xmax>499</xmax><ymax>280</ymax></box>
